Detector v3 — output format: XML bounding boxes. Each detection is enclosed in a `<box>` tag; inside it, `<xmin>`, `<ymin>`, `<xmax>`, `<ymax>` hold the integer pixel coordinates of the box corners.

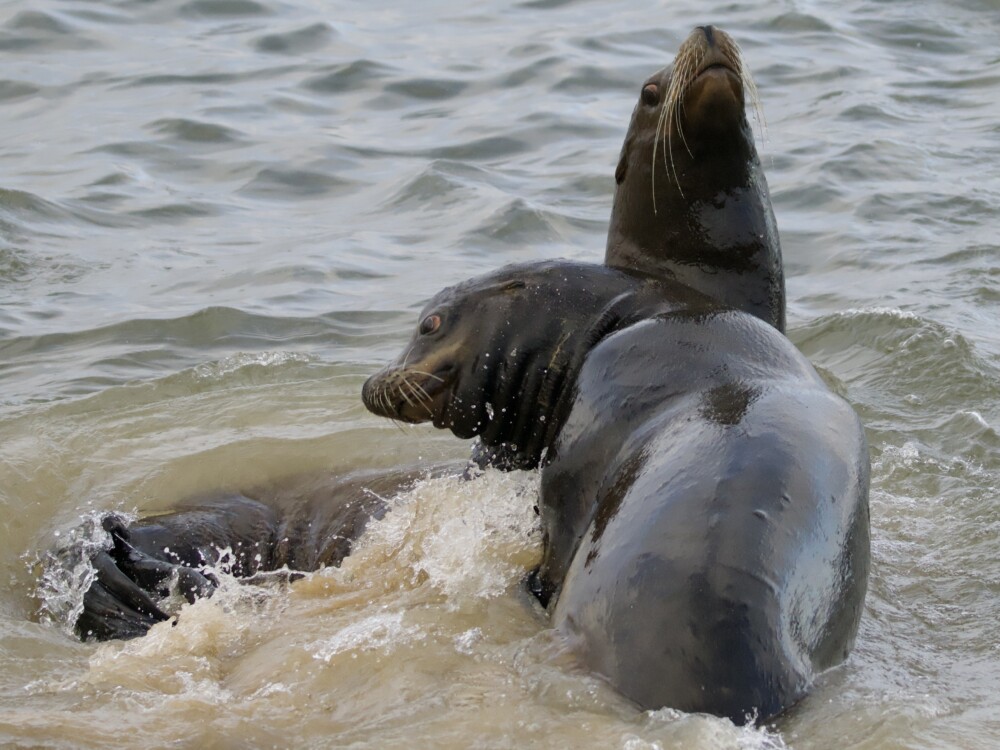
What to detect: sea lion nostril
<box><xmin>699</xmin><ymin>25</ymin><xmax>716</xmax><ymax>44</ymax></box>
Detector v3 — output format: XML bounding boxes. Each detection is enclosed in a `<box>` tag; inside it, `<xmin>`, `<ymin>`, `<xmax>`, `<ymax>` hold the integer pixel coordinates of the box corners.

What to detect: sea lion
<box><xmin>605</xmin><ymin>26</ymin><xmax>785</xmax><ymax>331</ymax></box>
<box><xmin>363</xmin><ymin>260</ymin><xmax>869</xmax><ymax>723</ymax></box>
<box><xmin>72</xmin><ymin>467</ymin><xmax>427</xmax><ymax>641</ymax></box>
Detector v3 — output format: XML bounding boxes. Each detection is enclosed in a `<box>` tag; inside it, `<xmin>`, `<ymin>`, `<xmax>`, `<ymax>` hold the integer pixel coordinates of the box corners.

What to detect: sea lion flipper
<box><xmin>116</xmin><ymin>546</ymin><xmax>218</xmax><ymax>604</ymax></box>
<box><xmin>74</xmin><ymin>515</ymin><xmax>225</xmax><ymax>640</ymax></box>
<box><xmin>75</xmin><ymin>550</ymin><xmax>171</xmax><ymax>641</ymax></box>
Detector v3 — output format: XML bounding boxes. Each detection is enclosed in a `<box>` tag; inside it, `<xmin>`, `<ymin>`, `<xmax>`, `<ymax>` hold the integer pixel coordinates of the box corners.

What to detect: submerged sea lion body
<box><xmin>74</xmin><ymin>468</ymin><xmax>426</xmax><ymax>640</ymax></box>
<box><xmin>606</xmin><ymin>26</ymin><xmax>784</xmax><ymax>331</ymax></box>
<box><xmin>363</xmin><ymin>260</ymin><xmax>869</xmax><ymax>723</ymax></box>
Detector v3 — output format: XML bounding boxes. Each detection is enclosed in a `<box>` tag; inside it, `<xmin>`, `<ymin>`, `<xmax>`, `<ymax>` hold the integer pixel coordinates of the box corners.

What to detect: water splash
<box><xmin>34</xmin><ymin>510</ymin><xmax>134</xmax><ymax>637</ymax></box>
<box><xmin>343</xmin><ymin>469</ymin><xmax>543</xmax><ymax>602</ymax></box>
<box><xmin>310</xmin><ymin>610</ymin><xmax>422</xmax><ymax>662</ymax></box>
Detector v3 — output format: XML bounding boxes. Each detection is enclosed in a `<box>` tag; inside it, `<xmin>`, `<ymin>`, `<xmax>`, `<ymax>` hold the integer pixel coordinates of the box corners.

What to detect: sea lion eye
<box><xmin>419</xmin><ymin>314</ymin><xmax>441</xmax><ymax>335</ymax></box>
<box><xmin>641</xmin><ymin>83</ymin><xmax>659</xmax><ymax>106</ymax></box>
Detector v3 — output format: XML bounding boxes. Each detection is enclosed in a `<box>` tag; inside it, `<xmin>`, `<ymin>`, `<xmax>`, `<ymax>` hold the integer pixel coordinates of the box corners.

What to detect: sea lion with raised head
<box><xmin>606</xmin><ymin>26</ymin><xmax>784</xmax><ymax>331</ymax></box>
<box><xmin>363</xmin><ymin>260</ymin><xmax>869</xmax><ymax>723</ymax></box>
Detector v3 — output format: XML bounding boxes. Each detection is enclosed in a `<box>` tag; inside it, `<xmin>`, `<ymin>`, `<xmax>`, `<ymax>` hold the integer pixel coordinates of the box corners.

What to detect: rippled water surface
<box><xmin>2</xmin><ymin>0</ymin><xmax>999</xmax><ymax>748</ymax></box>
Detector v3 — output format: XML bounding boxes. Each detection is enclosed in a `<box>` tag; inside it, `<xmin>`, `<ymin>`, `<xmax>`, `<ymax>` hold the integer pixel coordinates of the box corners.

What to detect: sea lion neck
<box><xmin>604</xmin><ymin>26</ymin><xmax>785</xmax><ymax>332</ymax></box>
<box><xmin>606</xmin><ymin>118</ymin><xmax>761</xmax><ymax>261</ymax></box>
<box><xmin>472</xmin><ymin>265</ymin><xmax>661</xmax><ymax>471</ymax></box>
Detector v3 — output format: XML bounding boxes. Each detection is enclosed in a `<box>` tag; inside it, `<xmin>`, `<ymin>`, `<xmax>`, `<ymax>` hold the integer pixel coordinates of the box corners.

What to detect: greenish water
<box><xmin>1</xmin><ymin>1</ymin><xmax>998</xmax><ymax>748</ymax></box>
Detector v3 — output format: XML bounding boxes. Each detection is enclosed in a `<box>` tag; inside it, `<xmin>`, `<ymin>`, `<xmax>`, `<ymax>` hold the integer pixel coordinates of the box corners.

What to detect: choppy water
<box><xmin>1</xmin><ymin>0</ymin><xmax>998</xmax><ymax>747</ymax></box>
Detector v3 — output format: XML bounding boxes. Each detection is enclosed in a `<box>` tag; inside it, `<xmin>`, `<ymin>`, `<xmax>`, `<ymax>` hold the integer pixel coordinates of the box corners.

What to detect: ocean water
<box><xmin>1</xmin><ymin>0</ymin><xmax>998</xmax><ymax>748</ymax></box>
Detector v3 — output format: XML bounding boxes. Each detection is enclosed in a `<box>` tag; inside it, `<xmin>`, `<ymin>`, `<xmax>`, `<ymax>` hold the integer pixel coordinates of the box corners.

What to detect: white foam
<box><xmin>350</xmin><ymin>470</ymin><xmax>543</xmax><ymax>603</ymax></box>
<box><xmin>453</xmin><ymin>627</ymin><xmax>484</xmax><ymax>654</ymax></box>
<box><xmin>194</xmin><ymin>351</ymin><xmax>312</xmax><ymax>380</ymax></box>
<box><xmin>641</xmin><ymin>708</ymin><xmax>790</xmax><ymax>750</ymax></box>
<box><xmin>35</xmin><ymin>511</ymin><xmax>135</xmax><ymax>637</ymax></box>
<box><xmin>835</xmin><ymin>306</ymin><xmax>921</xmax><ymax>322</ymax></box>
<box><xmin>963</xmin><ymin>410</ymin><xmax>990</xmax><ymax>429</ymax></box>
<box><xmin>309</xmin><ymin>610</ymin><xmax>421</xmax><ymax>662</ymax></box>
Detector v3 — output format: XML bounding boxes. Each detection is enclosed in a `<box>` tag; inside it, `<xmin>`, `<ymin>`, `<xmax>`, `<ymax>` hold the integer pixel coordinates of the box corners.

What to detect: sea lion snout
<box><xmin>675</xmin><ymin>26</ymin><xmax>745</xmax><ymax>112</ymax></box>
<box><xmin>362</xmin><ymin>362</ymin><xmax>451</xmax><ymax>424</ymax></box>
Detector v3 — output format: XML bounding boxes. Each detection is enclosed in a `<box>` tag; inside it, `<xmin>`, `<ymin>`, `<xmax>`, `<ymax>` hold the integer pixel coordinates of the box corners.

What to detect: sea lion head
<box><xmin>615</xmin><ymin>25</ymin><xmax>762</xmax><ymax>204</ymax></box>
<box><xmin>362</xmin><ymin>261</ymin><xmax>655</xmax><ymax>470</ymax></box>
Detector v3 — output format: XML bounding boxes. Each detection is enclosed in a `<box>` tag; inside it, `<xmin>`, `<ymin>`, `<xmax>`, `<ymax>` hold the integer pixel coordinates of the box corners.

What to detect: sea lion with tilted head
<box><xmin>363</xmin><ymin>260</ymin><xmax>869</xmax><ymax>723</ymax></box>
<box><xmin>606</xmin><ymin>26</ymin><xmax>784</xmax><ymax>331</ymax></box>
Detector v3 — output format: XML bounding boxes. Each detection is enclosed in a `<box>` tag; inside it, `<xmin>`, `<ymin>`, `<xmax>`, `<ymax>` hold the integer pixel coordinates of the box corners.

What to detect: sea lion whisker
<box><xmin>662</xmin><ymin>51</ymin><xmax>696</xmax><ymax>196</ymax></box>
<box><xmin>379</xmin><ymin>388</ymin><xmax>394</xmax><ymax>418</ymax></box>
<box><xmin>676</xmin><ymin>100</ymin><xmax>693</xmax><ymax>159</ymax></box>
<box><xmin>400</xmin><ymin>376</ymin><xmax>437</xmax><ymax>419</ymax></box>
<box><xmin>651</xmin><ymin>103</ymin><xmax>670</xmax><ymax>214</ymax></box>
<box><xmin>718</xmin><ymin>34</ymin><xmax>766</xmax><ymax>143</ymax></box>
<box><xmin>397</xmin><ymin>380</ymin><xmax>416</xmax><ymax>409</ymax></box>
<box><xmin>384</xmin><ymin>389</ymin><xmax>412</xmax><ymax>429</ymax></box>
<box><xmin>651</xmin><ymin>90</ymin><xmax>676</xmax><ymax>214</ymax></box>
<box><xmin>666</xmin><ymin>108</ymin><xmax>685</xmax><ymax>198</ymax></box>
<box><xmin>408</xmin><ymin>369</ymin><xmax>444</xmax><ymax>384</ymax></box>
<box><xmin>404</xmin><ymin>379</ymin><xmax>424</xmax><ymax>410</ymax></box>
<box><xmin>410</xmin><ymin>376</ymin><xmax>431</xmax><ymax>403</ymax></box>
<box><xmin>675</xmin><ymin>50</ymin><xmax>701</xmax><ymax>161</ymax></box>
<box><xmin>410</xmin><ymin>381</ymin><xmax>434</xmax><ymax>409</ymax></box>
<box><xmin>405</xmin><ymin>379</ymin><xmax>433</xmax><ymax>414</ymax></box>
<box><xmin>741</xmin><ymin>60</ymin><xmax>767</xmax><ymax>143</ymax></box>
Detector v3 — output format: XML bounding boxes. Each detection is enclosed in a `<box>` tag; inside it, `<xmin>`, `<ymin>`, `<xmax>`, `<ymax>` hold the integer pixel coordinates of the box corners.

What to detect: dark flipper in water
<box><xmin>70</xmin><ymin>466</ymin><xmax>446</xmax><ymax>641</ymax></box>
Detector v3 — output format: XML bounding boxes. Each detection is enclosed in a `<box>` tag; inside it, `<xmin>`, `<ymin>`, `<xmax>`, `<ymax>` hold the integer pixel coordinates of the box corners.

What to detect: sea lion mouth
<box><xmin>695</xmin><ymin>61</ymin><xmax>737</xmax><ymax>78</ymax></box>
<box><xmin>361</xmin><ymin>365</ymin><xmax>454</xmax><ymax>424</ymax></box>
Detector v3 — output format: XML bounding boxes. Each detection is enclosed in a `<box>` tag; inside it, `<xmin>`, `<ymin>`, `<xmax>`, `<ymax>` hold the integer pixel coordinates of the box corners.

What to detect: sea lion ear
<box><xmin>498</xmin><ymin>279</ymin><xmax>527</xmax><ymax>293</ymax></box>
<box><xmin>615</xmin><ymin>145</ymin><xmax>628</xmax><ymax>185</ymax></box>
